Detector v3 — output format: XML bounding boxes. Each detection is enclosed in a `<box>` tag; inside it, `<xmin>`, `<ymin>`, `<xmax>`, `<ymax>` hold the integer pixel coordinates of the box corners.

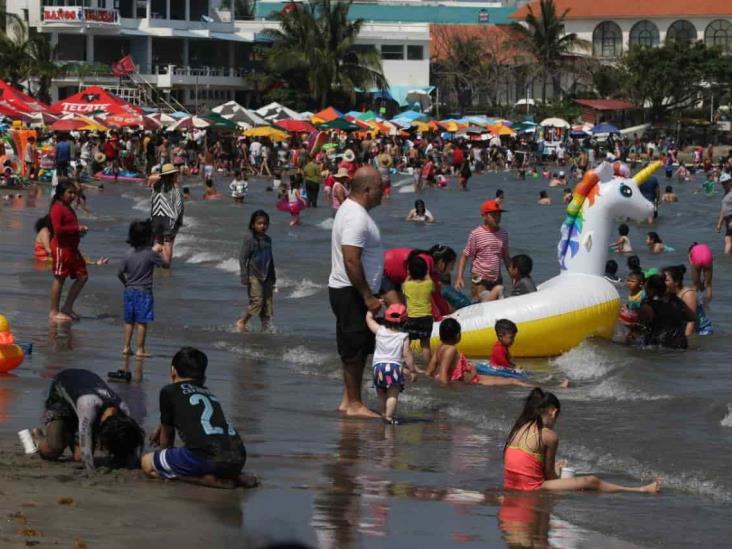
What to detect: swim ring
<box><xmin>474</xmin><ymin>363</ymin><xmax>529</xmax><ymax>379</ymax></box>
<box><xmin>94</xmin><ymin>168</ymin><xmax>145</xmax><ymax>183</ymax></box>
<box><xmin>0</xmin><ymin>315</ymin><xmax>24</xmax><ymax>373</ymax></box>
<box><xmin>430</xmin><ymin>161</ymin><xmax>661</xmax><ymax>358</ymax></box>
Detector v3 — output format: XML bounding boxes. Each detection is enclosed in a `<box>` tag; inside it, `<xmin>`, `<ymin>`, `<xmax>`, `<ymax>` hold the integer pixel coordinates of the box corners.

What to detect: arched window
<box><xmin>705</xmin><ymin>19</ymin><xmax>732</xmax><ymax>53</ymax></box>
<box><xmin>629</xmin><ymin>20</ymin><xmax>660</xmax><ymax>48</ymax></box>
<box><xmin>593</xmin><ymin>21</ymin><xmax>623</xmax><ymax>58</ymax></box>
<box><xmin>666</xmin><ymin>20</ymin><xmax>697</xmax><ymax>45</ymax></box>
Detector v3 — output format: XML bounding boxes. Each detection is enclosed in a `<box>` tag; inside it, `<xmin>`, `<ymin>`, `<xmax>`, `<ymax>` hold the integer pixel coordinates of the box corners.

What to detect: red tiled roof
<box><xmin>511</xmin><ymin>0</ymin><xmax>732</xmax><ymax>20</ymax></box>
<box><xmin>574</xmin><ymin>99</ymin><xmax>637</xmax><ymax>111</ymax></box>
<box><xmin>430</xmin><ymin>24</ymin><xmax>530</xmax><ymax>64</ymax></box>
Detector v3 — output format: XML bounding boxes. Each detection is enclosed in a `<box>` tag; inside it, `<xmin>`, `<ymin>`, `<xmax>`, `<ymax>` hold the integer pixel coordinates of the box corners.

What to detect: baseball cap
<box><xmin>480</xmin><ymin>199</ymin><xmax>507</xmax><ymax>215</ymax></box>
<box><xmin>384</xmin><ymin>303</ymin><xmax>407</xmax><ymax>323</ymax></box>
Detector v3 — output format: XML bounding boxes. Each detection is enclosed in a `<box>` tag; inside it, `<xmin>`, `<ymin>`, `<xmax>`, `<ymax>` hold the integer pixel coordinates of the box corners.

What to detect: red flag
<box><xmin>112</xmin><ymin>55</ymin><xmax>136</xmax><ymax>77</ymax></box>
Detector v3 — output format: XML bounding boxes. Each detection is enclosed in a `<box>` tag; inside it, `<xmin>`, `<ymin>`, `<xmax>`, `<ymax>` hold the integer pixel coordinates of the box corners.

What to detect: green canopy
<box><xmin>318</xmin><ymin>117</ymin><xmax>360</xmax><ymax>132</ymax></box>
<box><xmin>203</xmin><ymin>111</ymin><xmax>237</xmax><ymax>129</ymax></box>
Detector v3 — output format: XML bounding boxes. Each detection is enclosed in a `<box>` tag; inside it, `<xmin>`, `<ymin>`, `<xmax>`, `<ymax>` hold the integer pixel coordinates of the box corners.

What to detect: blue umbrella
<box><xmin>592</xmin><ymin>123</ymin><xmax>620</xmax><ymax>134</ymax></box>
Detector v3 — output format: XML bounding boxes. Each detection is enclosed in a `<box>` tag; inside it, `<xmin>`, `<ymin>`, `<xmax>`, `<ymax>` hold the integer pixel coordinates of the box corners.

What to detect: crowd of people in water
<box><xmin>9</xmin><ymin>122</ymin><xmax>732</xmax><ymax>496</ymax></box>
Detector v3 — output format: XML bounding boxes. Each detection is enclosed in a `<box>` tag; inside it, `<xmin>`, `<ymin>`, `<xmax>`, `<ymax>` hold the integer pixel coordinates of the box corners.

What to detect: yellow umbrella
<box><xmin>411</xmin><ymin>120</ymin><xmax>432</xmax><ymax>133</ymax></box>
<box><xmin>490</xmin><ymin>124</ymin><xmax>515</xmax><ymax>136</ymax></box>
<box><xmin>244</xmin><ymin>126</ymin><xmax>289</xmax><ymax>141</ymax></box>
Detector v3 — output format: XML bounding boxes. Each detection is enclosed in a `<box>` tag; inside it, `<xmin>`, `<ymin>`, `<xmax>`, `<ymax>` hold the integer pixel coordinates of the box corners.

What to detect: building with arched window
<box><xmin>666</xmin><ymin>20</ymin><xmax>698</xmax><ymax>44</ymax></box>
<box><xmin>705</xmin><ymin>19</ymin><xmax>732</xmax><ymax>52</ymax></box>
<box><xmin>512</xmin><ymin>1</ymin><xmax>732</xmax><ymax>60</ymax></box>
<box><xmin>593</xmin><ymin>21</ymin><xmax>623</xmax><ymax>57</ymax></box>
<box><xmin>629</xmin><ymin>20</ymin><xmax>660</xmax><ymax>48</ymax></box>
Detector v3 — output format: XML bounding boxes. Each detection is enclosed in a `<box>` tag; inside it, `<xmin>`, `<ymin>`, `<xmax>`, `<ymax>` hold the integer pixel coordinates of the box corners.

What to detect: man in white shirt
<box><xmin>329</xmin><ymin>167</ymin><xmax>384</xmax><ymax>418</ymax></box>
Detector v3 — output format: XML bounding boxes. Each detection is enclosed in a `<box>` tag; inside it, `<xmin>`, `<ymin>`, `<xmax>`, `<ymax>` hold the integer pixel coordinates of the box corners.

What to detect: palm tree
<box><xmin>0</xmin><ymin>13</ymin><xmax>32</xmax><ymax>87</ymax></box>
<box><xmin>510</xmin><ymin>0</ymin><xmax>589</xmax><ymax>103</ymax></box>
<box><xmin>0</xmin><ymin>13</ymin><xmax>60</xmax><ymax>102</ymax></box>
<box><xmin>262</xmin><ymin>0</ymin><xmax>386</xmax><ymax>108</ymax></box>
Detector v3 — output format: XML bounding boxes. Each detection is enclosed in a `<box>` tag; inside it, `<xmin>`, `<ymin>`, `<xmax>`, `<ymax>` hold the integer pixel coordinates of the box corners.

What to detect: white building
<box><xmin>511</xmin><ymin>0</ymin><xmax>732</xmax><ymax>59</ymax></box>
<box><xmin>5</xmin><ymin>0</ymin><xmax>431</xmax><ymax>110</ymax></box>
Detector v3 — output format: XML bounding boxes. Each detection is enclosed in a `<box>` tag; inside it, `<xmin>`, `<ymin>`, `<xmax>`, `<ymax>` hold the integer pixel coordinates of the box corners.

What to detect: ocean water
<box><xmin>1</xmin><ymin>168</ymin><xmax>731</xmax><ymax>547</ymax></box>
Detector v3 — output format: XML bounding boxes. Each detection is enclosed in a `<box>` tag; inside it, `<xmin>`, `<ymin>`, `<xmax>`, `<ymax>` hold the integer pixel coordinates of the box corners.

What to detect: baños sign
<box><xmin>42</xmin><ymin>6</ymin><xmax>119</xmax><ymax>25</ymax></box>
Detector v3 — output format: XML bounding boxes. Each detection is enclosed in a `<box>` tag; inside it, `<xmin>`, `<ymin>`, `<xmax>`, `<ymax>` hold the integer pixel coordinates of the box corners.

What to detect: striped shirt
<box><xmin>463</xmin><ymin>225</ymin><xmax>510</xmax><ymax>282</ymax></box>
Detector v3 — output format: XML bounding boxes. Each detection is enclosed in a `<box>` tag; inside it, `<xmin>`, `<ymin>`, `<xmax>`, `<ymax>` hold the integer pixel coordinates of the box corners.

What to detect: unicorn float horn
<box><xmin>633</xmin><ymin>161</ymin><xmax>663</xmax><ymax>185</ymax></box>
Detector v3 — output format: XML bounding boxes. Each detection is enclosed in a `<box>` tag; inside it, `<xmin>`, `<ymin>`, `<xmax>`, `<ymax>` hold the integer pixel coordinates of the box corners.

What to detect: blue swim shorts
<box><xmin>123</xmin><ymin>288</ymin><xmax>154</xmax><ymax>324</ymax></box>
<box><xmin>153</xmin><ymin>447</ymin><xmax>214</xmax><ymax>479</ymax></box>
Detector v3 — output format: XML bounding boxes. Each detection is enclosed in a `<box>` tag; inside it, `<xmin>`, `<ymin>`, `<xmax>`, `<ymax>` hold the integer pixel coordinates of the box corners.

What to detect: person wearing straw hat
<box><xmin>339</xmin><ymin>149</ymin><xmax>357</xmax><ymax>178</ymax></box>
<box><xmin>376</xmin><ymin>149</ymin><xmax>393</xmax><ymax>199</ymax></box>
<box><xmin>150</xmin><ymin>163</ymin><xmax>184</xmax><ymax>265</ymax></box>
<box><xmin>331</xmin><ymin>167</ymin><xmax>351</xmax><ymax>214</ymax></box>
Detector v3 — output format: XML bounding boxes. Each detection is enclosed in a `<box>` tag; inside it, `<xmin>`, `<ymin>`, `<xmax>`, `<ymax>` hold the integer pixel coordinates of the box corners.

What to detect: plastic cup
<box><xmin>18</xmin><ymin>429</ymin><xmax>38</xmax><ymax>454</ymax></box>
<box><xmin>561</xmin><ymin>466</ymin><xmax>576</xmax><ymax>479</ymax></box>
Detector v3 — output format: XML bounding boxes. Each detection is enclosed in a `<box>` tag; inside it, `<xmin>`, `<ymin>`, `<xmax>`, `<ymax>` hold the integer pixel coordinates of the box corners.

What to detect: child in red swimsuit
<box><xmin>427</xmin><ymin>319</ymin><xmax>533</xmax><ymax>388</ymax></box>
<box><xmin>491</xmin><ymin>319</ymin><xmax>520</xmax><ymax>370</ymax></box>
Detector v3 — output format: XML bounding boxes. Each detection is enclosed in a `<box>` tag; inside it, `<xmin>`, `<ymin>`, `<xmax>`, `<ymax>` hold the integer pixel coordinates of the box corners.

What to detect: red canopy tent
<box><xmin>0</xmin><ymin>102</ymin><xmax>32</xmax><ymax>122</ymax></box>
<box><xmin>276</xmin><ymin>119</ymin><xmax>316</xmax><ymax>133</ymax></box>
<box><xmin>0</xmin><ymin>80</ymin><xmax>50</xmax><ymax>114</ymax></box>
<box><xmin>49</xmin><ymin>86</ymin><xmax>142</xmax><ymax>117</ymax></box>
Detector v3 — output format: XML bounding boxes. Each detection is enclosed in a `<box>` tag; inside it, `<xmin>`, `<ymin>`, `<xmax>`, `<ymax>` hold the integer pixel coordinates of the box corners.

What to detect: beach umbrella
<box><xmin>30</xmin><ymin>111</ymin><xmax>59</xmax><ymax>125</ymax></box>
<box><xmin>51</xmin><ymin>116</ymin><xmax>107</xmax><ymax>132</ymax></box>
<box><xmin>243</xmin><ymin>126</ymin><xmax>289</xmax><ymax>140</ymax></box>
<box><xmin>0</xmin><ymin>103</ymin><xmax>32</xmax><ymax>122</ymax></box>
<box><xmin>275</xmin><ymin>119</ymin><xmax>316</xmax><ymax>133</ymax></box>
<box><xmin>49</xmin><ymin>85</ymin><xmax>142</xmax><ymax>117</ymax></box>
<box><xmin>592</xmin><ymin>122</ymin><xmax>620</xmax><ymax>134</ymax></box>
<box><xmin>489</xmin><ymin>124</ymin><xmax>515</xmax><ymax>136</ymax></box>
<box><xmin>0</xmin><ymin>80</ymin><xmax>51</xmax><ymax>114</ymax></box>
<box><xmin>202</xmin><ymin>112</ymin><xmax>237</xmax><ymax>130</ymax></box>
<box><xmin>540</xmin><ymin>117</ymin><xmax>570</xmax><ymax>128</ymax></box>
<box><xmin>148</xmin><ymin>112</ymin><xmax>177</xmax><ymax>127</ymax></box>
<box><xmin>437</xmin><ymin>120</ymin><xmax>461</xmax><ymax>132</ymax></box>
<box><xmin>308</xmin><ymin>130</ymin><xmax>329</xmax><ymax>155</ymax></box>
<box><xmin>318</xmin><ymin>117</ymin><xmax>360</xmax><ymax>132</ymax></box>
<box><xmin>255</xmin><ymin>102</ymin><xmax>303</xmax><ymax>122</ymax></box>
<box><xmin>411</xmin><ymin>120</ymin><xmax>432</xmax><ymax>133</ymax></box>
<box><xmin>311</xmin><ymin>106</ymin><xmax>341</xmax><ymax>124</ymax></box>
<box><xmin>105</xmin><ymin>112</ymin><xmax>144</xmax><ymax>128</ymax></box>
<box><xmin>143</xmin><ymin>115</ymin><xmax>162</xmax><ymax>130</ymax></box>
<box><xmin>166</xmin><ymin>116</ymin><xmax>211</xmax><ymax>132</ymax></box>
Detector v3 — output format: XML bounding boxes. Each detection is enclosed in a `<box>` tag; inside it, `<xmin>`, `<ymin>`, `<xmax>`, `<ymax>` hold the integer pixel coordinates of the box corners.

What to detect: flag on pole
<box><xmin>111</xmin><ymin>55</ymin><xmax>136</xmax><ymax>77</ymax></box>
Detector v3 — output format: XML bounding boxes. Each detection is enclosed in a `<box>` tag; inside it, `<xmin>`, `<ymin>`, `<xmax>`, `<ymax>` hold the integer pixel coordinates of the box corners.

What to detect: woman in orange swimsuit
<box><xmin>504</xmin><ymin>388</ymin><xmax>662</xmax><ymax>493</ymax></box>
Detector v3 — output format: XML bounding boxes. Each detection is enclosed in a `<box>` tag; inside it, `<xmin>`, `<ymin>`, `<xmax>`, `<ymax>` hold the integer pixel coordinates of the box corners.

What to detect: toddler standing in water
<box><xmin>237</xmin><ymin>210</ymin><xmax>276</xmax><ymax>332</ymax></box>
<box><xmin>503</xmin><ymin>388</ymin><xmax>661</xmax><ymax>493</ymax></box>
<box><xmin>365</xmin><ymin>304</ymin><xmax>417</xmax><ymax>424</ymax></box>
<box><xmin>402</xmin><ymin>254</ymin><xmax>434</xmax><ymax>363</ymax></box>
<box><xmin>118</xmin><ymin>220</ymin><xmax>171</xmax><ymax>357</ymax></box>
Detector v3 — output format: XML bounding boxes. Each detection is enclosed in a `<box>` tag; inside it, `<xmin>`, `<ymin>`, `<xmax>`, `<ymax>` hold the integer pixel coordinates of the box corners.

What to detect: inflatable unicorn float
<box><xmin>430</xmin><ymin>160</ymin><xmax>662</xmax><ymax>358</ymax></box>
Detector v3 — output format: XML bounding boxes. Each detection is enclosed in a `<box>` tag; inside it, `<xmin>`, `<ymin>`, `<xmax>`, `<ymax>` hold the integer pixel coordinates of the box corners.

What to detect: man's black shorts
<box><xmin>329</xmin><ymin>286</ymin><xmax>375</xmax><ymax>362</ymax></box>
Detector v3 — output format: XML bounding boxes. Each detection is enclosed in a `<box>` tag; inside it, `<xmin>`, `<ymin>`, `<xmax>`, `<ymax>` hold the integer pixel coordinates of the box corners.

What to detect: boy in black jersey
<box><xmin>142</xmin><ymin>347</ymin><xmax>257</xmax><ymax>488</ymax></box>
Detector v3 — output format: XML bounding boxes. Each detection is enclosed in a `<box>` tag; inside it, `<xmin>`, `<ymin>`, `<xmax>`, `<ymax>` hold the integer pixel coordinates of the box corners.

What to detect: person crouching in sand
<box><xmin>33</xmin><ymin>369</ymin><xmax>144</xmax><ymax>471</ymax></box>
<box><xmin>504</xmin><ymin>388</ymin><xmax>661</xmax><ymax>493</ymax></box>
<box><xmin>142</xmin><ymin>347</ymin><xmax>258</xmax><ymax>488</ymax></box>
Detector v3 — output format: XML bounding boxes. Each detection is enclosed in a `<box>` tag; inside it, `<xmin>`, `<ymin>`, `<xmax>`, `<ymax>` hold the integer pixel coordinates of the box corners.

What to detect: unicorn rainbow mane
<box><xmin>557</xmin><ymin>169</ymin><xmax>600</xmax><ymax>270</ymax></box>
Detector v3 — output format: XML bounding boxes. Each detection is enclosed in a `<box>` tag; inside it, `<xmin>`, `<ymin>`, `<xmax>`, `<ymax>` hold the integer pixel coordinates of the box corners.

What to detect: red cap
<box><xmin>384</xmin><ymin>303</ymin><xmax>407</xmax><ymax>323</ymax></box>
<box><xmin>480</xmin><ymin>199</ymin><xmax>506</xmax><ymax>215</ymax></box>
